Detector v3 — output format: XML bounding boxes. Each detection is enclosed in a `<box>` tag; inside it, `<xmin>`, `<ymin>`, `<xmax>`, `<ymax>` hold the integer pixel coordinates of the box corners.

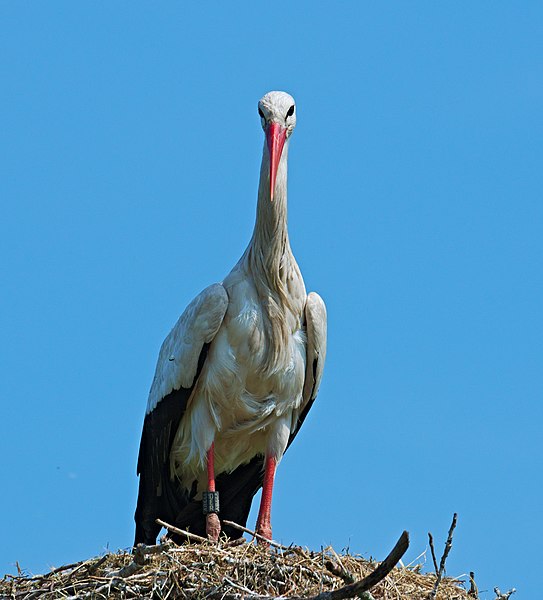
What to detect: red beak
<box><xmin>266</xmin><ymin>122</ymin><xmax>287</xmax><ymax>201</ymax></box>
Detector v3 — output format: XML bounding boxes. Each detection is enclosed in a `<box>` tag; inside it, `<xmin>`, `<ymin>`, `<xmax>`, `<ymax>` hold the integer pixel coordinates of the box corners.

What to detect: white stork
<box><xmin>134</xmin><ymin>91</ymin><xmax>327</xmax><ymax>545</ymax></box>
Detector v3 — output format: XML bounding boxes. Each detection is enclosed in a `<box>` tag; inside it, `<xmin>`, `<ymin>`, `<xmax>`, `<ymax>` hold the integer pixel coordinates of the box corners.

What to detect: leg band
<box><xmin>202</xmin><ymin>491</ymin><xmax>220</xmax><ymax>515</ymax></box>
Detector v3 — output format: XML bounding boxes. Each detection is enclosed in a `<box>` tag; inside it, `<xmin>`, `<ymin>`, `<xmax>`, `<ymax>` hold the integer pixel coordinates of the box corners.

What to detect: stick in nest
<box><xmin>428</xmin><ymin>513</ymin><xmax>458</xmax><ymax>600</ymax></box>
<box><xmin>156</xmin><ymin>518</ymin><xmax>210</xmax><ymax>544</ymax></box>
<box><xmin>428</xmin><ymin>532</ymin><xmax>439</xmax><ymax>575</ymax></box>
<box><xmin>468</xmin><ymin>571</ymin><xmax>479</xmax><ymax>598</ymax></box>
<box><xmin>222</xmin><ymin>519</ymin><xmax>296</xmax><ymax>552</ymax></box>
<box><xmin>107</xmin><ymin>540</ymin><xmax>172</xmax><ymax>578</ymax></box>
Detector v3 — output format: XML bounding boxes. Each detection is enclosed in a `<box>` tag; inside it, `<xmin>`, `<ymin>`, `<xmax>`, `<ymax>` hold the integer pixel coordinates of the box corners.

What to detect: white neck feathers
<box><xmin>242</xmin><ymin>138</ymin><xmax>304</xmax><ymax>373</ymax></box>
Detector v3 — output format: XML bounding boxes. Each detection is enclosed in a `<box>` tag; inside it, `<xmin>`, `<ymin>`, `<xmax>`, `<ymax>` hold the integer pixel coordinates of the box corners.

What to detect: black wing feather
<box><xmin>134</xmin><ymin>345</ymin><xmax>209</xmax><ymax>545</ymax></box>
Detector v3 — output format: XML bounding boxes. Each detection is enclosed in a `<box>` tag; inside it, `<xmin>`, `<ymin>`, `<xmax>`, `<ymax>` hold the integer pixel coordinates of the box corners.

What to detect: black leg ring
<box><xmin>202</xmin><ymin>491</ymin><xmax>220</xmax><ymax>515</ymax></box>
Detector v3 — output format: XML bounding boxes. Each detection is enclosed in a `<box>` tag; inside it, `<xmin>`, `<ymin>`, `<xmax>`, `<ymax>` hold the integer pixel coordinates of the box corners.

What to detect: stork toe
<box><xmin>255</xmin><ymin>521</ymin><xmax>272</xmax><ymax>546</ymax></box>
<box><xmin>206</xmin><ymin>513</ymin><xmax>221</xmax><ymax>542</ymax></box>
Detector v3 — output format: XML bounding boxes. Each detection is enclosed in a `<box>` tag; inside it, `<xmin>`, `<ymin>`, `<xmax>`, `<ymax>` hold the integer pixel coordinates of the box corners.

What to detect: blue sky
<box><xmin>1</xmin><ymin>2</ymin><xmax>541</xmax><ymax>597</ymax></box>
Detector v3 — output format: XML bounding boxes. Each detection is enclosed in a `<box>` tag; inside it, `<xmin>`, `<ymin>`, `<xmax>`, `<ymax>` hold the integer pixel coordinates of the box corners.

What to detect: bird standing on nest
<box><xmin>135</xmin><ymin>91</ymin><xmax>327</xmax><ymax>546</ymax></box>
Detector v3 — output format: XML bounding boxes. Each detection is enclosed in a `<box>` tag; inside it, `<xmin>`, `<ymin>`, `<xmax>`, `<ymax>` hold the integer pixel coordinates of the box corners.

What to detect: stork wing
<box><xmin>134</xmin><ymin>283</ymin><xmax>228</xmax><ymax>545</ymax></box>
<box><xmin>302</xmin><ymin>293</ymin><xmax>327</xmax><ymax>407</ymax></box>
<box><xmin>289</xmin><ymin>291</ymin><xmax>327</xmax><ymax>446</ymax></box>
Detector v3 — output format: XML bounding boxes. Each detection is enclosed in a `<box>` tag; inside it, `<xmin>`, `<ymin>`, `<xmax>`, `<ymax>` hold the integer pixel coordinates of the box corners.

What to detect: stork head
<box><xmin>258</xmin><ymin>91</ymin><xmax>296</xmax><ymax>201</ymax></box>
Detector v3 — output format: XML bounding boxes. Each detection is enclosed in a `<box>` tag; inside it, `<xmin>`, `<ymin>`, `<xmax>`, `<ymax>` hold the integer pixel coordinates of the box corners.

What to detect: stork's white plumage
<box><xmin>135</xmin><ymin>91</ymin><xmax>327</xmax><ymax>545</ymax></box>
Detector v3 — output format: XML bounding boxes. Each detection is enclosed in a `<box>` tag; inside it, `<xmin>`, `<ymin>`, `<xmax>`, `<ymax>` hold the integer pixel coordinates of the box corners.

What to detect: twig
<box><xmin>428</xmin><ymin>513</ymin><xmax>458</xmax><ymax>600</ymax></box>
<box><xmin>222</xmin><ymin>519</ymin><xmax>292</xmax><ymax>551</ymax></box>
<box><xmin>428</xmin><ymin>532</ymin><xmax>439</xmax><ymax>575</ymax></box>
<box><xmin>494</xmin><ymin>587</ymin><xmax>516</xmax><ymax>600</ymax></box>
<box><xmin>87</xmin><ymin>554</ymin><xmax>109</xmax><ymax>575</ymax></box>
<box><xmin>107</xmin><ymin>540</ymin><xmax>172</xmax><ymax>578</ymax></box>
<box><xmin>156</xmin><ymin>518</ymin><xmax>231</xmax><ymax>556</ymax></box>
<box><xmin>468</xmin><ymin>571</ymin><xmax>479</xmax><ymax>598</ymax></box>
<box><xmin>66</xmin><ymin>555</ymin><xmax>109</xmax><ymax>581</ymax></box>
<box><xmin>107</xmin><ymin>561</ymin><xmax>143</xmax><ymax>578</ymax></box>
<box><xmin>320</xmin><ymin>546</ymin><xmax>325</xmax><ymax>593</ymax></box>
<box><xmin>156</xmin><ymin>518</ymin><xmax>209</xmax><ymax>544</ymax></box>
<box><xmin>223</xmin><ymin>576</ymin><xmax>255</xmax><ymax>595</ymax></box>
<box><xmin>134</xmin><ymin>540</ymin><xmax>173</xmax><ymax>560</ymax></box>
<box><xmin>12</xmin><ymin>561</ymin><xmax>85</xmax><ymax>582</ymax></box>
<box><xmin>438</xmin><ymin>513</ymin><xmax>457</xmax><ymax>576</ymax></box>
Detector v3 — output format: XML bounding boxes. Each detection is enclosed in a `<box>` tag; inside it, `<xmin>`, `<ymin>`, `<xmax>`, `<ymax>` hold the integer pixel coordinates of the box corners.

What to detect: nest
<box><xmin>1</xmin><ymin>532</ymin><xmax>471</xmax><ymax>600</ymax></box>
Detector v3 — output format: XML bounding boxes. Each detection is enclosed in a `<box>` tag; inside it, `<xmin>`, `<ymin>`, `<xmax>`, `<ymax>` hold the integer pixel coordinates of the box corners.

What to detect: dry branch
<box><xmin>468</xmin><ymin>571</ymin><xmax>479</xmax><ymax>598</ymax></box>
<box><xmin>494</xmin><ymin>587</ymin><xmax>516</xmax><ymax>600</ymax></box>
<box><xmin>108</xmin><ymin>539</ymin><xmax>174</xmax><ymax>578</ymax></box>
<box><xmin>222</xmin><ymin>519</ymin><xmax>293</xmax><ymax>551</ymax></box>
<box><xmin>428</xmin><ymin>513</ymin><xmax>458</xmax><ymax>600</ymax></box>
<box><xmin>428</xmin><ymin>532</ymin><xmax>439</xmax><ymax>575</ymax></box>
<box><xmin>156</xmin><ymin>518</ymin><xmax>210</xmax><ymax>544</ymax></box>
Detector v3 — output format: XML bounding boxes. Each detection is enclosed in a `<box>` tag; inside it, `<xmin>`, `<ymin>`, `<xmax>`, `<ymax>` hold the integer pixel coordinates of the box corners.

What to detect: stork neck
<box><xmin>251</xmin><ymin>140</ymin><xmax>290</xmax><ymax>261</ymax></box>
<box><xmin>241</xmin><ymin>137</ymin><xmax>304</xmax><ymax>373</ymax></box>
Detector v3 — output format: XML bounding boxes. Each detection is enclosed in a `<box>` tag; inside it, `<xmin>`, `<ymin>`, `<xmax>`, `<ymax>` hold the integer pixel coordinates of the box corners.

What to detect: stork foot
<box><xmin>255</xmin><ymin>521</ymin><xmax>272</xmax><ymax>547</ymax></box>
<box><xmin>206</xmin><ymin>513</ymin><xmax>221</xmax><ymax>542</ymax></box>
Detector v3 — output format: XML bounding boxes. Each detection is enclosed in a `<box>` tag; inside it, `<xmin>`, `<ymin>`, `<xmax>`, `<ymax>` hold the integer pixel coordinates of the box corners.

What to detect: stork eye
<box><xmin>258</xmin><ymin>107</ymin><xmax>265</xmax><ymax>120</ymax></box>
<box><xmin>286</xmin><ymin>105</ymin><xmax>295</xmax><ymax>118</ymax></box>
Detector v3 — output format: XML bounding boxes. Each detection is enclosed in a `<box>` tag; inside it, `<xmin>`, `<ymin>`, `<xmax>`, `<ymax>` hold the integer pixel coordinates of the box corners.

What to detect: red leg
<box><xmin>207</xmin><ymin>442</ymin><xmax>216</xmax><ymax>492</ymax></box>
<box><xmin>205</xmin><ymin>443</ymin><xmax>221</xmax><ymax>541</ymax></box>
<box><xmin>255</xmin><ymin>455</ymin><xmax>277</xmax><ymax>545</ymax></box>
